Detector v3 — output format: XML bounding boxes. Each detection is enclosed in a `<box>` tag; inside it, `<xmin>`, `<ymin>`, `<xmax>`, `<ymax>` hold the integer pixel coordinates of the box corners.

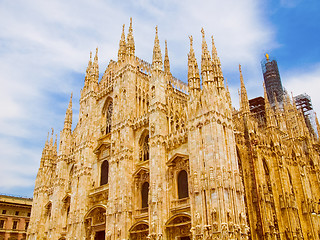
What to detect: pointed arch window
<box><xmin>287</xmin><ymin>168</ymin><xmax>294</xmax><ymax>195</ymax></box>
<box><xmin>100</xmin><ymin>160</ymin><xmax>109</xmax><ymax>186</ymax></box>
<box><xmin>68</xmin><ymin>165</ymin><xmax>74</xmax><ymax>192</ymax></box>
<box><xmin>178</xmin><ymin>170</ymin><xmax>189</xmax><ymax>199</ymax></box>
<box><xmin>45</xmin><ymin>202</ymin><xmax>52</xmax><ymax>221</ymax></box>
<box><xmin>141</xmin><ymin>182</ymin><xmax>149</xmax><ymax>208</ymax></box>
<box><xmin>106</xmin><ymin>102</ymin><xmax>113</xmax><ymax>134</ymax></box>
<box><xmin>140</xmin><ymin>134</ymin><xmax>149</xmax><ymax>162</ymax></box>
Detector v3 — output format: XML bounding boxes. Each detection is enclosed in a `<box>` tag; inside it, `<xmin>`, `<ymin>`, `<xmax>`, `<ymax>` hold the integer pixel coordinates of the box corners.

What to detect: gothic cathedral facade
<box><xmin>27</xmin><ymin>20</ymin><xmax>320</xmax><ymax>240</ymax></box>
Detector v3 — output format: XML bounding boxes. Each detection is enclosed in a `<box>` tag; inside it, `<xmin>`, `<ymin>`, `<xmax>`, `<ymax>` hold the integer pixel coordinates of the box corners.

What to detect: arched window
<box><xmin>178</xmin><ymin>170</ymin><xmax>189</xmax><ymax>199</ymax></box>
<box><xmin>106</xmin><ymin>102</ymin><xmax>113</xmax><ymax>134</ymax></box>
<box><xmin>100</xmin><ymin>160</ymin><xmax>109</xmax><ymax>186</ymax></box>
<box><xmin>287</xmin><ymin>168</ymin><xmax>294</xmax><ymax>195</ymax></box>
<box><xmin>141</xmin><ymin>135</ymin><xmax>149</xmax><ymax>161</ymax></box>
<box><xmin>68</xmin><ymin>165</ymin><xmax>74</xmax><ymax>191</ymax></box>
<box><xmin>141</xmin><ymin>182</ymin><xmax>149</xmax><ymax>208</ymax></box>
<box><xmin>45</xmin><ymin>202</ymin><xmax>52</xmax><ymax>221</ymax></box>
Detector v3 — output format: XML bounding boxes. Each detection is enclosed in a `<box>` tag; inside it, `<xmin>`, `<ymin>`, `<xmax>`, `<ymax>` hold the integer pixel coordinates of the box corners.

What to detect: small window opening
<box><xmin>100</xmin><ymin>160</ymin><xmax>109</xmax><ymax>186</ymax></box>
<box><xmin>178</xmin><ymin>170</ymin><xmax>189</xmax><ymax>199</ymax></box>
<box><xmin>141</xmin><ymin>182</ymin><xmax>149</xmax><ymax>208</ymax></box>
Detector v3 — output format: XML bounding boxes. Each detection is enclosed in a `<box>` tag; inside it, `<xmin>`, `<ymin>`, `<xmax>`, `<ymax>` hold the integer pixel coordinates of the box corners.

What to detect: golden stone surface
<box><xmin>27</xmin><ymin>21</ymin><xmax>320</xmax><ymax>240</ymax></box>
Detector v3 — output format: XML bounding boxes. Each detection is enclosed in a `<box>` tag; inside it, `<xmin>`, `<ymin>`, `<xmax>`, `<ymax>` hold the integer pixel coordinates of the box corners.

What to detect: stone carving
<box><xmin>28</xmin><ymin>21</ymin><xmax>319</xmax><ymax>240</ymax></box>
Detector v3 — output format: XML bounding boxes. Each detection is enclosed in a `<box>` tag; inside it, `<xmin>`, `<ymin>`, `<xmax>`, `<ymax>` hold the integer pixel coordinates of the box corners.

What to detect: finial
<box><xmin>189</xmin><ymin>35</ymin><xmax>193</xmax><ymax>48</ymax></box>
<box><xmin>51</xmin><ymin>128</ymin><xmax>54</xmax><ymax>136</ymax></box>
<box><xmin>94</xmin><ymin>47</ymin><xmax>98</xmax><ymax>62</ymax></box>
<box><xmin>155</xmin><ymin>26</ymin><xmax>158</xmax><ymax>35</ymax></box>
<box><xmin>239</xmin><ymin>64</ymin><xmax>242</xmax><ymax>73</ymax></box>
<box><xmin>266</xmin><ymin>53</ymin><xmax>269</xmax><ymax>61</ymax></box>
<box><xmin>130</xmin><ymin>17</ymin><xmax>132</xmax><ymax>26</ymax></box>
<box><xmin>201</xmin><ymin>28</ymin><xmax>205</xmax><ymax>39</ymax></box>
<box><xmin>90</xmin><ymin>51</ymin><xmax>92</xmax><ymax>61</ymax></box>
<box><xmin>122</xmin><ymin>24</ymin><xmax>125</xmax><ymax>32</ymax></box>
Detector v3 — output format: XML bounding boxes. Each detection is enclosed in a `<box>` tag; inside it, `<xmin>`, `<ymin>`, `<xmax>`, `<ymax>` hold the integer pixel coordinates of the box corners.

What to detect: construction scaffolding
<box><xmin>261</xmin><ymin>54</ymin><xmax>284</xmax><ymax>106</ymax></box>
<box><xmin>294</xmin><ymin>93</ymin><xmax>317</xmax><ymax>138</ymax></box>
<box><xmin>249</xmin><ymin>96</ymin><xmax>266</xmax><ymax>126</ymax></box>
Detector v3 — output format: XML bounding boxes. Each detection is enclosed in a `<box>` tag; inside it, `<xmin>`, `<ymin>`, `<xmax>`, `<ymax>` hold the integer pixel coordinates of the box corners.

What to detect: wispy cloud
<box><xmin>0</xmin><ymin>0</ymin><xmax>276</xmax><ymax>196</ymax></box>
<box><xmin>283</xmin><ymin>63</ymin><xmax>320</xmax><ymax>115</ymax></box>
<box><xmin>280</xmin><ymin>0</ymin><xmax>301</xmax><ymax>8</ymax></box>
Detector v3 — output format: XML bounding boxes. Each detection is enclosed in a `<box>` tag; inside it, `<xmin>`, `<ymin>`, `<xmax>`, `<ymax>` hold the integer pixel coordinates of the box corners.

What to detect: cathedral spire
<box><xmin>40</xmin><ymin>132</ymin><xmax>50</xmax><ymax>168</ymax></box>
<box><xmin>152</xmin><ymin>26</ymin><xmax>163</xmax><ymax>71</ymax></box>
<box><xmin>85</xmin><ymin>51</ymin><xmax>93</xmax><ymax>84</ymax></box>
<box><xmin>93</xmin><ymin>47</ymin><xmax>99</xmax><ymax>83</ymax></box>
<box><xmin>126</xmin><ymin>18</ymin><xmax>135</xmax><ymax>57</ymax></box>
<box><xmin>188</xmin><ymin>35</ymin><xmax>200</xmax><ymax>92</ymax></box>
<box><xmin>49</xmin><ymin>128</ymin><xmax>54</xmax><ymax>147</ymax></box>
<box><xmin>53</xmin><ymin>134</ymin><xmax>58</xmax><ymax>156</ymax></box>
<box><xmin>164</xmin><ymin>40</ymin><xmax>171</xmax><ymax>75</ymax></box>
<box><xmin>225</xmin><ymin>78</ymin><xmax>233</xmax><ymax>110</ymax></box>
<box><xmin>264</xmin><ymin>83</ymin><xmax>276</xmax><ymax>127</ymax></box>
<box><xmin>239</xmin><ymin>64</ymin><xmax>250</xmax><ymax>114</ymax></box>
<box><xmin>118</xmin><ymin>24</ymin><xmax>127</xmax><ymax>62</ymax></box>
<box><xmin>200</xmin><ymin>28</ymin><xmax>212</xmax><ymax>84</ymax></box>
<box><xmin>64</xmin><ymin>93</ymin><xmax>73</xmax><ymax>131</ymax></box>
<box><xmin>211</xmin><ymin>36</ymin><xmax>224</xmax><ymax>88</ymax></box>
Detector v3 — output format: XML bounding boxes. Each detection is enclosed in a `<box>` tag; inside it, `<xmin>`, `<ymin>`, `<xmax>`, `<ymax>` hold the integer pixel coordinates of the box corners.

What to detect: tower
<box><xmin>261</xmin><ymin>54</ymin><xmax>284</xmax><ymax>106</ymax></box>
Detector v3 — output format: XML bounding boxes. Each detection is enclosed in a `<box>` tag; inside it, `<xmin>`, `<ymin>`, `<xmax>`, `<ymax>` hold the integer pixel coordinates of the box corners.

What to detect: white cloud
<box><xmin>283</xmin><ymin>63</ymin><xmax>320</xmax><ymax>117</ymax></box>
<box><xmin>0</xmin><ymin>0</ymin><xmax>276</xmax><ymax>196</ymax></box>
<box><xmin>280</xmin><ymin>0</ymin><xmax>301</xmax><ymax>8</ymax></box>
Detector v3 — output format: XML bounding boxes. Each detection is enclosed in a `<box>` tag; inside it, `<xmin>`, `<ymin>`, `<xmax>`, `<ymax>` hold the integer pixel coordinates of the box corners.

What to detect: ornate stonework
<box><xmin>27</xmin><ymin>20</ymin><xmax>320</xmax><ymax>240</ymax></box>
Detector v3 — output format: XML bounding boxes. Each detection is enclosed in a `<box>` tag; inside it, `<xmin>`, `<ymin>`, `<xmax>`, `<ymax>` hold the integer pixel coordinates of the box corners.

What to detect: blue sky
<box><xmin>0</xmin><ymin>0</ymin><xmax>319</xmax><ymax>197</ymax></box>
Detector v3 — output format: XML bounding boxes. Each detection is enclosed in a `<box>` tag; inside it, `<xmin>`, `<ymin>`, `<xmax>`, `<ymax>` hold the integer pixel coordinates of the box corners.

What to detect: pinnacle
<box><xmin>49</xmin><ymin>128</ymin><xmax>54</xmax><ymax>147</ymax></box>
<box><xmin>126</xmin><ymin>17</ymin><xmax>135</xmax><ymax>56</ymax></box>
<box><xmin>263</xmin><ymin>82</ymin><xmax>270</xmax><ymax>105</ymax></box>
<box><xmin>118</xmin><ymin>24</ymin><xmax>127</xmax><ymax>61</ymax></box>
<box><xmin>164</xmin><ymin>40</ymin><xmax>170</xmax><ymax>75</ymax></box>
<box><xmin>239</xmin><ymin>64</ymin><xmax>250</xmax><ymax>113</ymax></box>
<box><xmin>64</xmin><ymin>92</ymin><xmax>73</xmax><ymax>130</ymax></box>
<box><xmin>94</xmin><ymin>47</ymin><xmax>98</xmax><ymax>63</ymax></box>
<box><xmin>188</xmin><ymin>35</ymin><xmax>195</xmax><ymax>59</ymax></box>
<box><xmin>201</xmin><ymin>28</ymin><xmax>211</xmax><ymax>74</ymax></box>
<box><xmin>211</xmin><ymin>36</ymin><xmax>218</xmax><ymax>57</ymax></box>
<box><xmin>188</xmin><ymin>35</ymin><xmax>200</xmax><ymax>91</ymax></box>
<box><xmin>152</xmin><ymin>26</ymin><xmax>163</xmax><ymax>71</ymax></box>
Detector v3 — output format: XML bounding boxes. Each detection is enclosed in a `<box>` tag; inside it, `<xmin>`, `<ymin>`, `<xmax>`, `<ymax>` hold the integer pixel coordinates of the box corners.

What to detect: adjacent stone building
<box><xmin>0</xmin><ymin>195</ymin><xmax>32</xmax><ymax>240</ymax></box>
<box><xmin>27</xmin><ymin>20</ymin><xmax>320</xmax><ymax>240</ymax></box>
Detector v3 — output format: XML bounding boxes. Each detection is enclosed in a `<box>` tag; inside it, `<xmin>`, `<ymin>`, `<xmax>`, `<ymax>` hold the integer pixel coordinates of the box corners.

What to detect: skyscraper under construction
<box><xmin>261</xmin><ymin>54</ymin><xmax>284</xmax><ymax>105</ymax></box>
